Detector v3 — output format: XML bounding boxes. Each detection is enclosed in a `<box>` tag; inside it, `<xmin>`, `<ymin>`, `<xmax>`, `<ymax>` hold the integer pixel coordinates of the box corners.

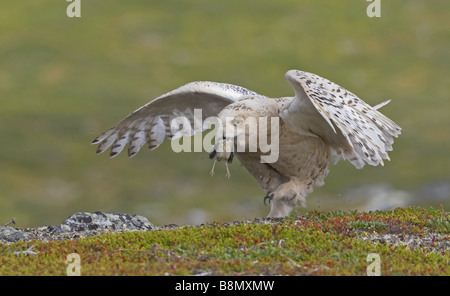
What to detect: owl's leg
<box><xmin>225</xmin><ymin>162</ymin><xmax>231</xmax><ymax>179</ymax></box>
<box><xmin>266</xmin><ymin>179</ymin><xmax>306</xmax><ymax>218</ymax></box>
<box><xmin>267</xmin><ymin>197</ymin><xmax>294</xmax><ymax>218</ymax></box>
<box><xmin>209</xmin><ymin>159</ymin><xmax>217</xmax><ymax>176</ymax></box>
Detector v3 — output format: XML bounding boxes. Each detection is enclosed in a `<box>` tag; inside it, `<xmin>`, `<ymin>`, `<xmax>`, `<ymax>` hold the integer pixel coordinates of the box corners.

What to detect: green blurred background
<box><xmin>1</xmin><ymin>0</ymin><xmax>449</xmax><ymax>227</ymax></box>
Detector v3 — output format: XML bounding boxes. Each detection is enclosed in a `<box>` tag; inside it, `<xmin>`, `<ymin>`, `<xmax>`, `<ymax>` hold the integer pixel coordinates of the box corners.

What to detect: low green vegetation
<box><xmin>1</xmin><ymin>207</ymin><xmax>449</xmax><ymax>275</ymax></box>
<box><xmin>0</xmin><ymin>1</ymin><xmax>449</xmax><ymax>227</ymax></box>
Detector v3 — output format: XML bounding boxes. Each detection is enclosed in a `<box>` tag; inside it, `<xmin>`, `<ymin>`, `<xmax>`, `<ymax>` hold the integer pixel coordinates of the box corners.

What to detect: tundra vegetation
<box><xmin>1</xmin><ymin>207</ymin><xmax>449</xmax><ymax>275</ymax></box>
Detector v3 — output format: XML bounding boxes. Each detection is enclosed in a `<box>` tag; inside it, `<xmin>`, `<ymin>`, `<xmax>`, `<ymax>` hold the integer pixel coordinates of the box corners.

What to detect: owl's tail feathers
<box><xmin>373</xmin><ymin>99</ymin><xmax>391</xmax><ymax>110</ymax></box>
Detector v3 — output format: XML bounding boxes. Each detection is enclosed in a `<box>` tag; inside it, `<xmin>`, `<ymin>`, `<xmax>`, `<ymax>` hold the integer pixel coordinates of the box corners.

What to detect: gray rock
<box><xmin>344</xmin><ymin>184</ymin><xmax>411</xmax><ymax>211</ymax></box>
<box><xmin>51</xmin><ymin>211</ymin><xmax>155</xmax><ymax>234</ymax></box>
<box><xmin>0</xmin><ymin>226</ymin><xmax>33</xmax><ymax>243</ymax></box>
<box><xmin>414</xmin><ymin>180</ymin><xmax>450</xmax><ymax>202</ymax></box>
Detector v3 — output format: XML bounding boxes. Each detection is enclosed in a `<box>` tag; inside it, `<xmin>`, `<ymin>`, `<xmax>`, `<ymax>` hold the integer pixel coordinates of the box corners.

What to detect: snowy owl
<box><xmin>92</xmin><ymin>70</ymin><xmax>401</xmax><ymax>217</ymax></box>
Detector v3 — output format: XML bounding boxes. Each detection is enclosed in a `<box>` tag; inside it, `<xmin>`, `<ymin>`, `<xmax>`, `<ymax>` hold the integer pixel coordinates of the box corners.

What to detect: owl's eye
<box><xmin>232</xmin><ymin>118</ymin><xmax>243</xmax><ymax>126</ymax></box>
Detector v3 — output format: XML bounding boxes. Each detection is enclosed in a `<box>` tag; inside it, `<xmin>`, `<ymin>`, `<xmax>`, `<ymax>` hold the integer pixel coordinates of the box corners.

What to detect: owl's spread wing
<box><xmin>281</xmin><ymin>70</ymin><xmax>401</xmax><ymax>169</ymax></box>
<box><xmin>92</xmin><ymin>81</ymin><xmax>260</xmax><ymax>157</ymax></box>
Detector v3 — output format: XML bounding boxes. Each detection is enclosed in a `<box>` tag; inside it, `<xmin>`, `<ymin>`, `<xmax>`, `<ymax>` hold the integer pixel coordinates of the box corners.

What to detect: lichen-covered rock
<box><xmin>0</xmin><ymin>226</ymin><xmax>33</xmax><ymax>243</ymax></box>
<box><xmin>51</xmin><ymin>212</ymin><xmax>154</xmax><ymax>234</ymax></box>
<box><xmin>0</xmin><ymin>212</ymin><xmax>156</xmax><ymax>244</ymax></box>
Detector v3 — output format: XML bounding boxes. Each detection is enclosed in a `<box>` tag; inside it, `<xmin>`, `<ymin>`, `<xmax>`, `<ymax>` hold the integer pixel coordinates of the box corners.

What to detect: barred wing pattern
<box><xmin>92</xmin><ymin>81</ymin><xmax>260</xmax><ymax>157</ymax></box>
<box><xmin>283</xmin><ymin>70</ymin><xmax>401</xmax><ymax>169</ymax></box>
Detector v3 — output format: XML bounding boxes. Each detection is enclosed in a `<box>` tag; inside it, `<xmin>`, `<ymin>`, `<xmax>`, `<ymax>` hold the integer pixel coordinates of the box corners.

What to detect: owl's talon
<box><xmin>225</xmin><ymin>162</ymin><xmax>231</xmax><ymax>179</ymax></box>
<box><xmin>210</xmin><ymin>159</ymin><xmax>217</xmax><ymax>177</ymax></box>
<box><xmin>264</xmin><ymin>193</ymin><xmax>274</xmax><ymax>206</ymax></box>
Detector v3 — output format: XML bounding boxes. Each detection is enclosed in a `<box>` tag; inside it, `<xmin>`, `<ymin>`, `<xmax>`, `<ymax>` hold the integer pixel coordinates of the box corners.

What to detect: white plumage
<box><xmin>92</xmin><ymin>70</ymin><xmax>401</xmax><ymax>217</ymax></box>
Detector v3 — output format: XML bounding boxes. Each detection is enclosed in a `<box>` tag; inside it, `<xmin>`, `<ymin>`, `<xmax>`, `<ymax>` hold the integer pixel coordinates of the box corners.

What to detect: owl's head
<box><xmin>217</xmin><ymin>96</ymin><xmax>278</xmax><ymax>140</ymax></box>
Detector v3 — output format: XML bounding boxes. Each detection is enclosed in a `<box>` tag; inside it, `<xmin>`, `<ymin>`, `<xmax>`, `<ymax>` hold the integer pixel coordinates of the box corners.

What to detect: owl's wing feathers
<box><xmin>92</xmin><ymin>81</ymin><xmax>260</xmax><ymax>158</ymax></box>
<box><xmin>283</xmin><ymin>70</ymin><xmax>401</xmax><ymax>169</ymax></box>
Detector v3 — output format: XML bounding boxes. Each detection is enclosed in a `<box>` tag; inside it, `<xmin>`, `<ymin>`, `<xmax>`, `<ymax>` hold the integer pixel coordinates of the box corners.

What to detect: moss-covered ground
<box><xmin>1</xmin><ymin>1</ymin><xmax>449</xmax><ymax>228</ymax></box>
<box><xmin>1</xmin><ymin>207</ymin><xmax>449</xmax><ymax>276</ymax></box>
